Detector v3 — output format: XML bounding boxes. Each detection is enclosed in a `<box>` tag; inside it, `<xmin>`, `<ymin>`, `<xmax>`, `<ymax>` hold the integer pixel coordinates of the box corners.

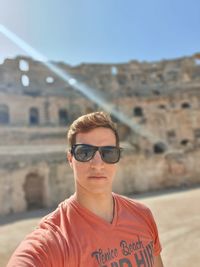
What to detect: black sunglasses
<box><xmin>71</xmin><ymin>144</ymin><xmax>121</xmax><ymax>164</ymax></box>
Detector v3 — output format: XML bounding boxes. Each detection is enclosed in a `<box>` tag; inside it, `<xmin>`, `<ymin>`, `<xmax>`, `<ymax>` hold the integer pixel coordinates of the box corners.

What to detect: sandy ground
<box><xmin>0</xmin><ymin>187</ymin><xmax>200</xmax><ymax>267</ymax></box>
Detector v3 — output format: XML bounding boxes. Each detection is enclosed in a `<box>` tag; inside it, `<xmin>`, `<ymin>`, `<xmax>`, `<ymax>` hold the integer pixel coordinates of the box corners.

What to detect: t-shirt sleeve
<box><xmin>6</xmin><ymin>221</ymin><xmax>69</xmax><ymax>267</ymax></box>
<box><xmin>146</xmin><ymin>208</ymin><xmax>162</xmax><ymax>256</ymax></box>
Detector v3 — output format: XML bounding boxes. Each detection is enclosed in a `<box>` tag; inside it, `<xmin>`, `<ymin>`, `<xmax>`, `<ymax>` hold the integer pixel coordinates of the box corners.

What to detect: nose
<box><xmin>90</xmin><ymin>150</ymin><xmax>104</xmax><ymax>167</ymax></box>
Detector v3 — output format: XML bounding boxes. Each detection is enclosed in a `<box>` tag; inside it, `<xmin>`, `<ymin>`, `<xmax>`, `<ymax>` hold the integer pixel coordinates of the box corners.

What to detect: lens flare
<box><xmin>0</xmin><ymin>24</ymin><xmax>168</xmax><ymax>148</ymax></box>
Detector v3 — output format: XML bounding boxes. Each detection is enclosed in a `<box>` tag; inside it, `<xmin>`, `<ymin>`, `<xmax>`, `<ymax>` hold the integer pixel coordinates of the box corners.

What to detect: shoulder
<box><xmin>114</xmin><ymin>193</ymin><xmax>151</xmax><ymax>212</ymax></box>
<box><xmin>114</xmin><ymin>193</ymin><xmax>159</xmax><ymax>235</ymax></box>
<box><xmin>114</xmin><ymin>193</ymin><xmax>155</xmax><ymax>222</ymax></box>
<box><xmin>39</xmin><ymin>195</ymin><xmax>74</xmax><ymax>230</ymax></box>
<box><xmin>7</xmin><ymin>197</ymin><xmax>75</xmax><ymax>266</ymax></box>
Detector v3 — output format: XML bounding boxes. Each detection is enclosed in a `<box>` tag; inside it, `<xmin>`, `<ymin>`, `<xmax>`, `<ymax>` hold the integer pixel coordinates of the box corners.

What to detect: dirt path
<box><xmin>142</xmin><ymin>187</ymin><xmax>200</xmax><ymax>266</ymax></box>
<box><xmin>1</xmin><ymin>187</ymin><xmax>200</xmax><ymax>267</ymax></box>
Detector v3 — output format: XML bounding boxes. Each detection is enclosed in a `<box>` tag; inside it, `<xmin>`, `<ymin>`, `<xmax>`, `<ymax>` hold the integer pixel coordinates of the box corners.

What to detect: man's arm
<box><xmin>154</xmin><ymin>254</ymin><xmax>164</xmax><ymax>267</ymax></box>
<box><xmin>7</xmin><ymin>225</ymin><xmax>68</xmax><ymax>267</ymax></box>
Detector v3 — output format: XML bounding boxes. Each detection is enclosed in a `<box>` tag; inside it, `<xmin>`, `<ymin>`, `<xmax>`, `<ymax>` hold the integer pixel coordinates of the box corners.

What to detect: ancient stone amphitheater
<box><xmin>0</xmin><ymin>54</ymin><xmax>200</xmax><ymax>215</ymax></box>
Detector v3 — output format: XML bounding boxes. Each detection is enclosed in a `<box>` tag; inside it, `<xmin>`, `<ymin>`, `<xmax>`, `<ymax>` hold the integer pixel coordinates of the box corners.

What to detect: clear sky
<box><xmin>0</xmin><ymin>0</ymin><xmax>200</xmax><ymax>66</ymax></box>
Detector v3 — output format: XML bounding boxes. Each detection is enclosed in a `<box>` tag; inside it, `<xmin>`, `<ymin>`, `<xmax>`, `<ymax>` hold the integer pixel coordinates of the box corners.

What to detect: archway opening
<box><xmin>133</xmin><ymin>106</ymin><xmax>143</xmax><ymax>117</ymax></box>
<box><xmin>23</xmin><ymin>173</ymin><xmax>44</xmax><ymax>210</ymax></box>
<box><xmin>59</xmin><ymin>109</ymin><xmax>69</xmax><ymax>125</ymax></box>
<box><xmin>153</xmin><ymin>142</ymin><xmax>167</xmax><ymax>154</ymax></box>
<box><xmin>0</xmin><ymin>104</ymin><xmax>9</xmax><ymax>124</ymax></box>
<box><xmin>29</xmin><ymin>107</ymin><xmax>39</xmax><ymax>125</ymax></box>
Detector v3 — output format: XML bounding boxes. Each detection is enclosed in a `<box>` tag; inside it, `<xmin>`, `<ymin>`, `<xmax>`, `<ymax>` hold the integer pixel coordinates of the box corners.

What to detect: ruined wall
<box><xmin>1</xmin><ymin>146</ymin><xmax>200</xmax><ymax>215</ymax></box>
<box><xmin>0</xmin><ymin>148</ymin><xmax>74</xmax><ymax>215</ymax></box>
<box><xmin>0</xmin><ymin>92</ymin><xmax>94</xmax><ymax>127</ymax></box>
<box><xmin>1</xmin><ymin>54</ymin><xmax>200</xmax><ymax>151</ymax></box>
<box><xmin>1</xmin><ymin>54</ymin><xmax>200</xmax><ymax>215</ymax></box>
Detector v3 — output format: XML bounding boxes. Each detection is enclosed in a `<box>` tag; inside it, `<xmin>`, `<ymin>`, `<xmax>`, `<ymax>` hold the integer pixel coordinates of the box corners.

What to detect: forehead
<box><xmin>76</xmin><ymin>127</ymin><xmax>116</xmax><ymax>146</ymax></box>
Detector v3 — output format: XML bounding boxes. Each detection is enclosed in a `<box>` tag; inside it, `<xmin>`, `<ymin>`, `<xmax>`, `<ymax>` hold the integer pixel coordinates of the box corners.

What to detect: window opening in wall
<box><xmin>93</xmin><ymin>103</ymin><xmax>99</xmax><ymax>110</ymax></box>
<box><xmin>46</xmin><ymin>76</ymin><xmax>54</xmax><ymax>84</ymax></box>
<box><xmin>110</xmin><ymin>114</ymin><xmax>119</xmax><ymax>123</ymax></box>
<box><xmin>133</xmin><ymin>107</ymin><xmax>143</xmax><ymax>117</ymax></box>
<box><xmin>167</xmin><ymin>130</ymin><xmax>176</xmax><ymax>139</ymax></box>
<box><xmin>126</xmin><ymin>87</ymin><xmax>133</xmax><ymax>97</ymax></box>
<box><xmin>157</xmin><ymin>73</ymin><xmax>164</xmax><ymax>82</ymax></box>
<box><xmin>152</xmin><ymin>90</ymin><xmax>160</xmax><ymax>95</ymax></box>
<box><xmin>166</xmin><ymin>70</ymin><xmax>178</xmax><ymax>81</ymax></box>
<box><xmin>68</xmin><ymin>78</ymin><xmax>77</xmax><ymax>86</ymax></box>
<box><xmin>19</xmin><ymin>59</ymin><xmax>29</xmax><ymax>71</ymax></box>
<box><xmin>21</xmin><ymin>75</ymin><xmax>30</xmax><ymax>87</ymax></box>
<box><xmin>195</xmin><ymin>58</ymin><xmax>200</xmax><ymax>65</ymax></box>
<box><xmin>0</xmin><ymin>104</ymin><xmax>9</xmax><ymax>124</ymax></box>
<box><xmin>153</xmin><ymin>142</ymin><xmax>167</xmax><ymax>154</ymax></box>
<box><xmin>23</xmin><ymin>173</ymin><xmax>44</xmax><ymax>210</ymax></box>
<box><xmin>117</xmin><ymin>74</ymin><xmax>127</xmax><ymax>85</ymax></box>
<box><xmin>181</xmin><ymin>102</ymin><xmax>191</xmax><ymax>109</ymax></box>
<box><xmin>29</xmin><ymin>107</ymin><xmax>39</xmax><ymax>125</ymax></box>
<box><xmin>111</xmin><ymin>66</ymin><xmax>118</xmax><ymax>76</ymax></box>
<box><xmin>141</xmin><ymin>79</ymin><xmax>147</xmax><ymax>85</ymax></box>
<box><xmin>194</xmin><ymin>129</ymin><xmax>200</xmax><ymax>145</ymax></box>
<box><xmin>134</xmin><ymin>92</ymin><xmax>140</xmax><ymax>97</ymax></box>
<box><xmin>180</xmin><ymin>139</ymin><xmax>189</xmax><ymax>146</ymax></box>
<box><xmin>158</xmin><ymin>104</ymin><xmax>166</xmax><ymax>110</ymax></box>
<box><xmin>59</xmin><ymin>109</ymin><xmax>68</xmax><ymax>125</ymax></box>
<box><xmin>194</xmin><ymin>128</ymin><xmax>200</xmax><ymax>138</ymax></box>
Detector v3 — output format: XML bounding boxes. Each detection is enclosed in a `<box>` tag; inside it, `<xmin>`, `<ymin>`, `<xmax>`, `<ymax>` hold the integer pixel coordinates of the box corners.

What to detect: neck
<box><xmin>74</xmin><ymin>190</ymin><xmax>114</xmax><ymax>223</ymax></box>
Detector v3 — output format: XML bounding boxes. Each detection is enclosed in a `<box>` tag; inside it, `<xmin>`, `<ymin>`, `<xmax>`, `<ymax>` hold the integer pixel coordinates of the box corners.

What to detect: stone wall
<box><xmin>1</xmin><ymin>54</ymin><xmax>200</xmax><ymax>215</ymax></box>
<box><xmin>0</xmin><ymin>147</ymin><xmax>74</xmax><ymax>215</ymax></box>
<box><xmin>1</xmin><ymin>146</ymin><xmax>200</xmax><ymax>215</ymax></box>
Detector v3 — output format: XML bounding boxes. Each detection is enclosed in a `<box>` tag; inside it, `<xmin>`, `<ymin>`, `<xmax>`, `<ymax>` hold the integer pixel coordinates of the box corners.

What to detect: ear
<box><xmin>67</xmin><ymin>151</ymin><xmax>73</xmax><ymax>168</ymax></box>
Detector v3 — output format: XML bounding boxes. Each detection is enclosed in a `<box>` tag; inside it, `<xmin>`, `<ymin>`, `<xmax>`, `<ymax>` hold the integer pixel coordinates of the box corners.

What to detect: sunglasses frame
<box><xmin>71</xmin><ymin>144</ymin><xmax>121</xmax><ymax>164</ymax></box>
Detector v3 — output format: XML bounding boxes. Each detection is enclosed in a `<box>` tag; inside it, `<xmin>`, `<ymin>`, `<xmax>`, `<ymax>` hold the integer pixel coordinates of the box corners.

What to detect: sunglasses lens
<box><xmin>72</xmin><ymin>145</ymin><xmax>121</xmax><ymax>164</ymax></box>
<box><xmin>100</xmin><ymin>147</ymin><xmax>120</xmax><ymax>163</ymax></box>
<box><xmin>73</xmin><ymin>145</ymin><xmax>95</xmax><ymax>162</ymax></box>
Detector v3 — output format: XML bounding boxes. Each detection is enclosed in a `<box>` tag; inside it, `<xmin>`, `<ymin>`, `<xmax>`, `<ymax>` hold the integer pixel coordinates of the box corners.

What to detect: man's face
<box><xmin>68</xmin><ymin>127</ymin><xmax>118</xmax><ymax>195</ymax></box>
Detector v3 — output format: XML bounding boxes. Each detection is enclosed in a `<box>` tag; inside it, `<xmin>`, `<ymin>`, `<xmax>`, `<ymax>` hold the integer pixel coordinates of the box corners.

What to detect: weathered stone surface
<box><xmin>0</xmin><ymin>54</ymin><xmax>200</xmax><ymax>215</ymax></box>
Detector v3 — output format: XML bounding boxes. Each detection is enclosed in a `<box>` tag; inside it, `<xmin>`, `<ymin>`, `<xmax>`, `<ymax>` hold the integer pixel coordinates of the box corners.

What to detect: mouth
<box><xmin>88</xmin><ymin>176</ymin><xmax>107</xmax><ymax>180</ymax></box>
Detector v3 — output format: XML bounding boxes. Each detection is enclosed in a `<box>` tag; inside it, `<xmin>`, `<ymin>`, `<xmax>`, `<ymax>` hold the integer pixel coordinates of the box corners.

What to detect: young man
<box><xmin>7</xmin><ymin>111</ymin><xmax>164</xmax><ymax>267</ymax></box>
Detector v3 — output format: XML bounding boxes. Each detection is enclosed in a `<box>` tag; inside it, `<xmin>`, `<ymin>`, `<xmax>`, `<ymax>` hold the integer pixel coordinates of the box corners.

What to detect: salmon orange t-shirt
<box><xmin>7</xmin><ymin>193</ymin><xmax>162</xmax><ymax>267</ymax></box>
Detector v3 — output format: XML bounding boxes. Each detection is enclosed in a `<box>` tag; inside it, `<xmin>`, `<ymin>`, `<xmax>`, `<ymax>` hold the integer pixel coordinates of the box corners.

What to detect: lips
<box><xmin>88</xmin><ymin>175</ymin><xmax>107</xmax><ymax>179</ymax></box>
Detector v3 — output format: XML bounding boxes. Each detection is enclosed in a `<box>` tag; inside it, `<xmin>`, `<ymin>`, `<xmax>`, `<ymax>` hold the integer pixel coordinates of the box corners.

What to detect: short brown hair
<box><xmin>67</xmin><ymin>111</ymin><xmax>119</xmax><ymax>147</ymax></box>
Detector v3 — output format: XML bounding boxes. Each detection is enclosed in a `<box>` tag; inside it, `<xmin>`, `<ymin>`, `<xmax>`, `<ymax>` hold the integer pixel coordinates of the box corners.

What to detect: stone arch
<box><xmin>158</xmin><ymin>104</ymin><xmax>166</xmax><ymax>110</ymax></box>
<box><xmin>117</xmin><ymin>74</ymin><xmax>127</xmax><ymax>85</ymax></box>
<box><xmin>181</xmin><ymin>102</ymin><xmax>191</xmax><ymax>109</ymax></box>
<box><xmin>110</xmin><ymin>114</ymin><xmax>119</xmax><ymax>123</ymax></box>
<box><xmin>21</xmin><ymin>74</ymin><xmax>30</xmax><ymax>87</ymax></box>
<box><xmin>59</xmin><ymin>108</ymin><xmax>69</xmax><ymax>125</ymax></box>
<box><xmin>133</xmin><ymin>106</ymin><xmax>143</xmax><ymax>117</ymax></box>
<box><xmin>153</xmin><ymin>142</ymin><xmax>167</xmax><ymax>154</ymax></box>
<box><xmin>0</xmin><ymin>104</ymin><xmax>9</xmax><ymax>124</ymax></box>
<box><xmin>29</xmin><ymin>107</ymin><xmax>39</xmax><ymax>125</ymax></box>
<box><xmin>23</xmin><ymin>173</ymin><xmax>44</xmax><ymax>210</ymax></box>
<box><xmin>152</xmin><ymin>90</ymin><xmax>160</xmax><ymax>96</ymax></box>
<box><xmin>194</xmin><ymin>128</ymin><xmax>200</xmax><ymax>145</ymax></box>
<box><xmin>180</xmin><ymin>139</ymin><xmax>190</xmax><ymax>146</ymax></box>
<box><xmin>194</xmin><ymin>128</ymin><xmax>200</xmax><ymax>139</ymax></box>
<box><xmin>19</xmin><ymin>59</ymin><xmax>29</xmax><ymax>71</ymax></box>
<box><xmin>111</xmin><ymin>66</ymin><xmax>118</xmax><ymax>76</ymax></box>
<box><xmin>46</xmin><ymin>76</ymin><xmax>54</xmax><ymax>84</ymax></box>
